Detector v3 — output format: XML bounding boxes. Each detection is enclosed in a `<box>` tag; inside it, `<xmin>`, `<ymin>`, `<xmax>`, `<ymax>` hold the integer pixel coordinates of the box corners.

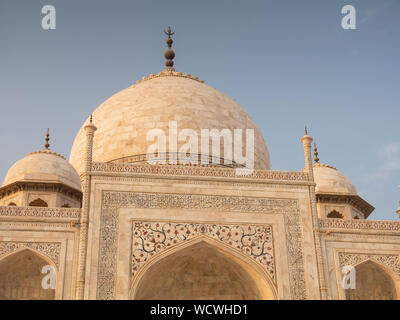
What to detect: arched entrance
<box><xmin>0</xmin><ymin>249</ymin><xmax>56</xmax><ymax>300</ymax></box>
<box><xmin>345</xmin><ymin>260</ymin><xmax>398</xmax><ymax>300</ymax></box>
<box><xmin>131</xmin><ymin>239</ymin><xmax>276</xmax><ymax>300</ymax></box>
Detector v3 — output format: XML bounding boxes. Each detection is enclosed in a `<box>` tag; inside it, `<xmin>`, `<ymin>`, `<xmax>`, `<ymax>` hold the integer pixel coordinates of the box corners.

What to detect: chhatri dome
<box><xmin>313</xmin><ymin>163</ymin><xmax>357</xmax><ymax>196</ymax></box>
<box><xmin>310</xmin><ymin>142</ymin><xmax>374</xmax><ymax>219</ymax></box>
<box><xmin>311</xmin><ymin>143</ymin><xmax>356</xmax><ymax>196</ymax></box>
<box><xmin>69</xmin><ymin>27</ymin><xmax>270</xmax><ymax>174</ymax></box>
<box><xmin>0</xmin><ymin>130</ymin><xmax>82</xmax><ymax>208</ymax></box>
<box><xmin>3</xmin><ymin>130</ymin><xmax>81</xmax><ymax>191</ymax></box>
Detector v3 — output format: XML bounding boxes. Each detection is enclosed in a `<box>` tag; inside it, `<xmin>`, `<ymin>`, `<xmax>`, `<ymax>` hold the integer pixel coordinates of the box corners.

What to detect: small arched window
<box><xmin>28</xmin><ymin>198</ymin><xmax>48</xmax><ymax>207</ymax></box>
<box><xmin>327</xmin><ymin>210</ymin><xmax>343</xmax><ymax>219</ymax></box>
<box><xmin>8</xmin><ymin>202</ymin><xmax>17</xmax><ymax>206</ymax></box>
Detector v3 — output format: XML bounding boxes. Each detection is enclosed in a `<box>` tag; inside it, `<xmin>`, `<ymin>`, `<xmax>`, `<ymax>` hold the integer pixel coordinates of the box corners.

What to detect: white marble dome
<box><xmin>69</xmin><ymin>70</ymin><xmax>270</xmax><ymax>174</ymax></box>
<box><xmin>313</xmin><ymin>163</ymin><xmax>357</xmax><ymax>195</ymax></box>
<box><xmin>3</xmin><ymin>150</ymin><xmax>81</xmax><ymax>191</ymax></box>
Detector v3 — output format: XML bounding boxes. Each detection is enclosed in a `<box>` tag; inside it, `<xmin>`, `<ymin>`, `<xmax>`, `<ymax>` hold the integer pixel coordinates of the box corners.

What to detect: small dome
<box><xmin>313</xmin><ymin>163</ymin><xmax>357</xmax><ymax>195</ymax></box>
<box><xmin>3</xmin><ymin>150</ymin><xmax>81</xmax><ymax>191</ymax></box>
<box><xmin>70</xmin><ymin>71</ymin><xmax>270</xmax><ymax>174</ymax></box>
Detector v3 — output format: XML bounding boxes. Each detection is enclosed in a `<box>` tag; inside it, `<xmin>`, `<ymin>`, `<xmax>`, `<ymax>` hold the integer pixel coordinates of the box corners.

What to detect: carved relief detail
<box><xmin>338</xmin><ymin>252</ymin><xmax>400</xmax><ymax>279</ymax></box>
<box><xmin>92</xmin><ymin>162</ymin><xmax>309</xmax><ymax>182</ymax></box>
<box><xmin>132</xmin><ymin>222</ymin><xmax>275</xmax><ymax>280</ymax></box>
<box><xmin>0</xmin><ymin>241</ymin><xmax>61</xmax><ymax>268</ymax></box>
<box><xmin>91</xmin><ymin>175</ymin><xmax>308</xmax><ymax>190</ymax></box>
<box><xmin>319</xmin><ymin>218</ymin><xmax>400</xmax><ymax>231</ymax></box>
<box><xmin>0</xmin><ymin>206</ymin><xmax>81</xmax><ymax>220</ymax></box>
<box><xmin>97</xmin><ymin>191</ymin><xmax>306</xmax><ymax>300</ymax></box>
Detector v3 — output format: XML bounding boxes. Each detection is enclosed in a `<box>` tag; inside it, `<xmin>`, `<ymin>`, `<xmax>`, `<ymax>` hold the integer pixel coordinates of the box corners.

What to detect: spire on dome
<box><xmin>44</xmin><ymin>128</ymin><xmax>50</xmax><ymax>150</ymax></box>
<box><xmin>314</xmin><ymin>142</ymin><xmax>320</xmax><ymax>163</ymax></box>
<box><xmin>164</xmin><ymin>26</ymin><xmax>175</xmax><ymax>68</ymax></box>
<box><xmin>135</xmin><ymin>27</ymin><xmax>204</xmax><ymax>84</ymax></box>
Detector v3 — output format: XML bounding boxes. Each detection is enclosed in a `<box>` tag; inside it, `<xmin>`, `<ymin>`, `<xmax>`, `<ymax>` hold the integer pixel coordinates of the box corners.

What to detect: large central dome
<box><xmin>70</xmin><ymin>70</ymin><xmax>270</xmax><ymax>174</ymax></box>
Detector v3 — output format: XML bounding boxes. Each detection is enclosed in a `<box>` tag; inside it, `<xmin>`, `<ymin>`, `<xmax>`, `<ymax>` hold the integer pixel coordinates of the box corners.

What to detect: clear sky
<box><xmin>0</xmin><ymin>0</ymin><xmax>399</xmax><ymax>220</ymax></box>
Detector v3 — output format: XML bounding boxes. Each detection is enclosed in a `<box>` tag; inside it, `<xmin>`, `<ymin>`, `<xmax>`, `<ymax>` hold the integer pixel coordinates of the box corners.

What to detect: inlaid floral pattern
<box><xmin>131</xmin><ymin>222</ymin><xmax>275</xmax><ymax>280</ymax></box>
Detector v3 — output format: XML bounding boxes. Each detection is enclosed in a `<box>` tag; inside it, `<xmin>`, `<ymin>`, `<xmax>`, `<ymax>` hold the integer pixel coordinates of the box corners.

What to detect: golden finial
<box><xmin>44</xmin><ymin>128</ymin><xmax>50</xmax><ymax>150</ymax></box>
<box><xmin>305</xmin><ymin>126</ymin><xmax>308</xmax><ymax>135</ymax></box>
<box><xmin>164</xmin><ymin>26</ymin><xmax>175</xmax><ymax>68</ymax></box>
<box><xmin>164</xmin><ymin>26</ymin><xmax>175</xmax><ymax>37</ymax></box>
<box><xmin>313</xmin><ymin>142</ymin><xmax>320</xmax><ymax>163</ymax></box>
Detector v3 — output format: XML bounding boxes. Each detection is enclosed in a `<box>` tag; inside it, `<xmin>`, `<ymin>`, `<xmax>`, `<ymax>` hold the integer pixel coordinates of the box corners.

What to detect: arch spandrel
<box><xmin>0</xmin><ymin>242</ymin><xmax>61</xmax><ymax>269</ymax></box>
<box><xmin>130</xmin><ymin>221</ymin><xmax>276</xmax><ymax>284</ymax></box>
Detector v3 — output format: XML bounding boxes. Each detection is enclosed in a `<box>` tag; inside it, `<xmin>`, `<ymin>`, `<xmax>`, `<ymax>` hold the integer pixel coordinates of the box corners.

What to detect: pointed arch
<box><xmin>0</xmin><ymin>248</ymin><xmax>56</xmax><ymax>300</ymax></box>
<box><xmin>327</xmin><ymin>210</ymin><xmax>343</xmax><ymax>219</ymax></box>
<box><xmin>29</xmin><ymin>198</ymin><xmax>48</xmax><ymax>207</ymax></box>
<box><xmin>345</xmin><ymin>259</ymin><xmax>399</xmax><ymax>300</ymax></box>
<box><xmin>0</xmin><ymin>246</ymin><xmax>57</xmax><ymax>270</ymax></box>
<box><xmin>130</xmin><ymin>235</ymin><xmax>277</xmax><ymax>300</ymax></box>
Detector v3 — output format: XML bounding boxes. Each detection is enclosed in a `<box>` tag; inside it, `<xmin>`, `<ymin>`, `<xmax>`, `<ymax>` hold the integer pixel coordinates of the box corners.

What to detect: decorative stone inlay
<box><xmin>131</xmin><ymin>222</ymin><xmax>275</xmax><ymax>281</ymax></box>
<box><xmin>97</xmin><ymin>191</ymin><xmax>306</xmax><ymax>300</ymax></box>
<box><xmin>92</xmin><ymin>162</ymin><xmax>310</xmax><ymax>182</ymax></box>
<box><xmin>319</xmin><ymin>218</ymin><xmax>400</xmax><ymax>232</ymax></box>
<box><xmin>0</xmin><ymin>241</ymin><xmax>61</xmax><ymax>268</ymax></box>
<box><xmin>91</xmin><ymin>175</ymin><xmax>309</xmax><ymax>191</ymax></box>
<box><xmin>338</xmin><ymin>252</ymin><xmax>400</xmax><ymax>279</ymax></box>
<box><xmin>103</xmin><ymin>192</ymin><xmax>298</xmax><ymax>213</ymax></box>
<box><xmin>0</xmin><ymin>206</ymin><xmax>81</xmax><ymax>220</ymax></box>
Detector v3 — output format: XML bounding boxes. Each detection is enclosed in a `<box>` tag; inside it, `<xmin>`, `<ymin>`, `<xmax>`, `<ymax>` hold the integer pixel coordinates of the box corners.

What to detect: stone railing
<box><xmin>91</xmin><ymin>162</ymin><xmax>310</xmax><ymax>182</ymax></box>
<box><xmin>0</xmin><ymin>206</ymin><xmax>81</xmax><ymax>222</ymax></box>
<box><xmin>108</xmin><ymin>152</ymin><xmax>245</xmax><ymax>168</ymax></box>
<box><xmin>318</xmin><ymin>218</ymin><xmax>400</xmax><ymax>232</ymax></box>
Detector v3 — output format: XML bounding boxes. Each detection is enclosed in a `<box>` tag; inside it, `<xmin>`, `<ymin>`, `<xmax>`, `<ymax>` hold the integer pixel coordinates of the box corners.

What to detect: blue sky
<box><xmin>0</xmin><ymin>0</ymin><xmax>399</xmax><ymax>220</ymax></box>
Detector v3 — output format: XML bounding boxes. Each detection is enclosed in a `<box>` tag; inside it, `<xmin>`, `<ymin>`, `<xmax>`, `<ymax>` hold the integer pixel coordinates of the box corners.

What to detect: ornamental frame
<box><xmin>334</xmin><ymin>251</ymin><xmax>400</xmax><ymax>300</ymax></box>
<box><xmin>130</xmin><ymin>221</ymin><xmax>276</xmax><ymax>281</ymax></box>
<box><xmin>0</xmin><ymin>241</ymin><xmax>61</xmax><ymax>269</ymax></box>
<box><xmin>338</xmin><ymin>252</ymin><xmax>400</xmax><ymax>279</ymax></box>
<box><xmin>96</xmin><ymin>191</ymin><xmax>307</xmax><ymax>300</ymax></box>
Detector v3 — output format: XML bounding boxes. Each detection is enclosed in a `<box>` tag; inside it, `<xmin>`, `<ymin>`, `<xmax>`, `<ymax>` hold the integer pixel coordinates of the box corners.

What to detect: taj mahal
<box><xmin>0</xmin><ymin>29</ymin><xmax>399</xmax><ymax>300</ymax></box>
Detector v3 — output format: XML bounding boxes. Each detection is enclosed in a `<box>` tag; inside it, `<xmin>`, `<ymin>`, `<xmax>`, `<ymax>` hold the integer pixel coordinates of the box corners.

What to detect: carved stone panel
<box><xmin>97</xmin><ymin>191</ymin><xmax>306</xmax><ymax>300</ymax></box>
<box><xmin>338</xmin><ymin>252</ymin><xmax>400</xmax><ymax>279</ymax></box>
<box><xmin>0</xmin><ymin>242</ymin><xmax>61</xmax><ymax>269</ymax></box>
<box><xmin>131</xmin><ymin>222</ymin><xmax>275</xmax><ymax>281</ymax></box>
